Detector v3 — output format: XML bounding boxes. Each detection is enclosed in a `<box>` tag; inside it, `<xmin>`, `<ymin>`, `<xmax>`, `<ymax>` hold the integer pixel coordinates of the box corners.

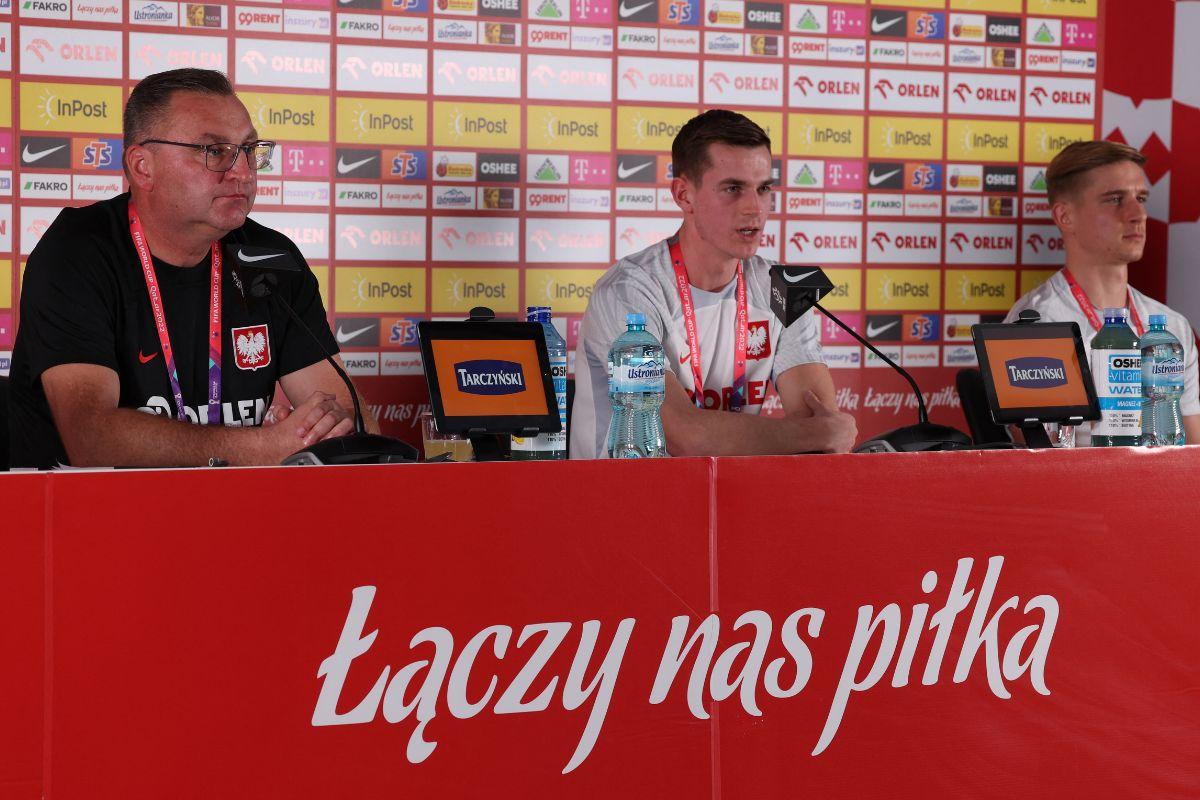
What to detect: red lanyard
<box><xmin>128</xmin><ymin>204</ymin><xmax>223</xmax><ymax>423</ymax></box>
<box><xmin>667</xmin><ymin>235</ymin><xmax>747</xmax><ymax>411</ymax></box>
<box><xmin>1063</xmin><ymin>268</ymin><xmax>1144</xmax><ymax>337</ymax></box>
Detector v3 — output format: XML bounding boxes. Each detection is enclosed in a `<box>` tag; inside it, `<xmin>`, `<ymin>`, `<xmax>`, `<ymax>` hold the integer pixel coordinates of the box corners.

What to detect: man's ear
<box><xmin>125</xmin><ymin>145</ymin><xmax>154</xmax><ymax>191</ymax></box>
<box><xmin>1051</xmin><ymin>198</ymin><xmax>1072</xmax><ymax>232</ymax></box>
<box><xmin>671</xmin><ymin>175</ymin><xmax>693</xmax><ymax>215</ymax></box>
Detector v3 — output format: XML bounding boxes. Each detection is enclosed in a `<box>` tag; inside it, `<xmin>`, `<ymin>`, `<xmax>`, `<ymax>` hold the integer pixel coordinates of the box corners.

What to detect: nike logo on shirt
<box><xmin>237</xmin><ymin>249</ymin><xmax>286</xmax><ymax>263</ymax></box>
<box><xmin>337</xmin><ymin>155</ymin><xmax>376</xmax><ymax>174</ymax></box>
<box><xmin>138</xmin><ymin>350</ymin><xmax>159</xmax><ymax>364</ymax></box>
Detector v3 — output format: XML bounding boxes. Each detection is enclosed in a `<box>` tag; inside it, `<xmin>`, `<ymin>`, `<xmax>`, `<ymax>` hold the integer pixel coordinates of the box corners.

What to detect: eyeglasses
<box><xmin>138</xmin><ymin>139</ymin><xmax>276</xmax><ymax>172</ymax></box>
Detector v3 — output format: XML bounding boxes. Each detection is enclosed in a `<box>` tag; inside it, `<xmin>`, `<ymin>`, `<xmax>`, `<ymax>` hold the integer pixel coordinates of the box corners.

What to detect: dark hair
<box><xmin>123</xmin><ymin>68</ymin><xmax>235</xmax><ymax>150</ymax></box>
<box><xmin>1046</xmin><ymin>140</ymin><xmax>1146</xmax><ymax>204</ymax></box>
<box><xmin>671</xmin><ymin>109</ymin><xmax>771</xmax><ymax>185</ymax></box>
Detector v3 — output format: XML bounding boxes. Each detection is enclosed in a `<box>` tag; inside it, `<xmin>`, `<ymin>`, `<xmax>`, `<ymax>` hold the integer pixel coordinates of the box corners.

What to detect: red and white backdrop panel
<box><xmin>0</xmin><ymin>0</ymin><xmax>1146</xmax><ymax>446</ymax></box>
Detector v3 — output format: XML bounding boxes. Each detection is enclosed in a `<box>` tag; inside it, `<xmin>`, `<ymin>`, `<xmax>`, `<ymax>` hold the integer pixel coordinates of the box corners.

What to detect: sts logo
<box><xmin>661</xmin><ymin>0</ymin><xmax>698</xmax><ymax>25</ymax></box>
<box><xmin>387</xmin><ymin>149</ymin><xmax>428</xmax><ymax>180</ymax></box>
<box><xmin>387</xmin><ymin>317</ymin><xmax>421</xmax><ymax>346</ymax></box>
<box><xmin>903</xmin><ymin>313</ymin><xmax>939</xmax><ymax>342</ymax></box>
<box><xmin>74</xmin><ymin>137</ymin><xmax>123</xmax><ymax>171</ymax></box>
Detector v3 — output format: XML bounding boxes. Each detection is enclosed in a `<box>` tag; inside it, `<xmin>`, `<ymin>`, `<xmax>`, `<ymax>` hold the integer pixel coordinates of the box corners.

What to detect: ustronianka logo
<box><xmin>1005</xmin><ymin>357</ymin><xmax>1066</xmax><ymax>389</ymax></box>
<box><xmin>454</xmin><ymin>360</ymin><xmax>526</xmax><ymax>394</ymax></box>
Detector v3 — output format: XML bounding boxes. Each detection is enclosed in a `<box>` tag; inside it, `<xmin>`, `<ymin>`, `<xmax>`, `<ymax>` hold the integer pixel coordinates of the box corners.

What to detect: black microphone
<box><xmin>243</xmin><ymin>266</ymin><xmax>418</xmax><ymax>465</ymax></box>
<box><xmin>769</xmin><ymin>264</ymin><xmax>971</xmax><ymax>453</ymax></box>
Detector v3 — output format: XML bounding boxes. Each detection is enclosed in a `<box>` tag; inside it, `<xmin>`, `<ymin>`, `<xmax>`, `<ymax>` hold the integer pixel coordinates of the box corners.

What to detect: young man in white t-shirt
<box><xmin>1005</xmin><ymin>140</ymin><xmax>1200</xmax><ymax>444</ymax></box>
<box><xmin>571</xmin><ymin>109</ymin><xmax>857</xmax><ymax>459</ymax></box>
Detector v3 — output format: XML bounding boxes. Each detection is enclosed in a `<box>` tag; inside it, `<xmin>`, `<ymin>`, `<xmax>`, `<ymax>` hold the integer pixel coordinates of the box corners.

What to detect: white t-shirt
<box><xmin>1004</xmin><ymin>269</ymin><xmax>1200</xmax><ymax>444</ymax></box>
<box><xmin>571</xmin><ymin>238</ymin><xmax>823</xmax><ymax>459</ymax></box>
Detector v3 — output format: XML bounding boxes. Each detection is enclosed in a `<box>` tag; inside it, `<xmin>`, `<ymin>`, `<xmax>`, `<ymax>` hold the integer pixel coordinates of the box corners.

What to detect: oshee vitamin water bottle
<box><xmin>511</xmin><ymin>306</ymin><xmax>568</xmax><ymax>460</ymax></box>
<box><xmin>1090</xmin><ymin>307</ymin><xmax>1141</xmax><ymax>447</ymax></box>
<box><xmin>1140</xmin><ymin>314</ymin><xmax>1186</xmax><ymax>447</ymax></box>
<box><xmin>606</xmin><ymin>313</ymin><xmax>668</xmax><ymax>459</ymax></box>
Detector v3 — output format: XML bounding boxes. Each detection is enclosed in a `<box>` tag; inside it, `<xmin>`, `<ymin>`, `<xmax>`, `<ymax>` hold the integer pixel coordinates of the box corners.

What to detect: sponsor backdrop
<box><xmin>0</xmin><ymin>0</ymin><xmax>1129</xmax><ymax>445</ymax></box>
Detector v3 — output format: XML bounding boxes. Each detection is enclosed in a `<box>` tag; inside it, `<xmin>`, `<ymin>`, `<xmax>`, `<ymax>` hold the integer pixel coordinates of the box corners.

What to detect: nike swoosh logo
<box><xmin>782</xmin><ymin>269</ymin><xmax>818</xmax><ymax>284</ymax></box>
<box><xmin>871</xmin><ymin>16</ymin><xmax>902</xmax><ymax>33</ymax></box>
<box><xmin>238</xmin><ymin>249</ymin><xmax>286</xmax><ymax>263</ymax></box>
<box><xmin>22</xmin><ymin>144</ymin><xmax>66</xmax><ymax>163</ymax></box>
<box><xmin>868</xmin><ymin>168</ymin><xmax>901</xmax><ymax>186</ymax></box>
<box><xmin>336</xmin><ymin>324</ymin><xmax>375</xmax><ymax>344</ymax></box>
<box><xmin>618</xmin><ymin>0</ymin><xmax>653</xmax><ymax>16</ymax></box>
<box><xmin>138</xmin><ymin>350</ymin><xmax>158</xmax><ymax>364</ymax></box>
<box><xmin>866</xmin><ymin>320</ymin><xmax>898</xmax><ymax>337</ymax></box>
<box><xmin>616</xmin><ymin>162</ymin><xmax>652</xmax><ymax>180</ymax></box>
<box><xmin>337</xmin><ymin>155</ymin><xmax>376</xmax><ymax>174</ymax></box>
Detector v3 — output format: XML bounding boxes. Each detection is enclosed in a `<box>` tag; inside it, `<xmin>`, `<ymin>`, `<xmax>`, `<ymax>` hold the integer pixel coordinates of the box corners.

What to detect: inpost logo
<box><xmin>787</xmin><ymin>113</ymin><xmax>863</xmax><ymax>157</ymax></box>
<box><xmin>947</xmin><ymin>119</ymin><xmax>1019</xmax><ymax>162</ymax></box>
<box><xmin>20</xmin><ymin>82</ymin><xmax>121</xmax><ymax>134</ymax></box>
<box><xmin>527</xmin><ymin>105</ymin><xmax>611</xmax><ymax>153</ymax></box>
<box><xmin>337</xmin><ymin>98</ymin><xmax>426</xmax><ymax>146</ymax></box>
<box><xmin>616</xmin><ymin>106</ymin><xmax>697</xmax><ymax>151</ymax></box>
<box><xmin>821</xmin><ymin>267</ymin><xmax>862</xmax><ymax>311</ymax></box>
<box><xmin>242</xmin><ymin>92</ymin><xmax>328</xmax><ymax>141</ymax></box>
<box><xmin>952</xmin><ymin>0</ymin><xmax>1021</xmax><ymax>10</ymax></box>
<box><xmin>867</xmin><ymin>269</ymin><xmax>941</xmax><ymax>310</ymax></box>
<box><xmin>433</xmin><ymin>102</ymin><xmax>521</xmax><ymax>149</ymax></box>
<box><xmin>946</xmin><ymin>269</ymin><xmax>1014</xmax><ymax>310</ymax></box>
<box><xmin>334</xmin><ymin>267</ymin><xmax>426</xmax><ymax>313</ymax></box>
<box><xmin>0</xmin><ymin>80</ymin><xmax>10</xmax><ymax>128</ymax></box>
<box><xmin>0</xmin><ymin>261</ymin><xmax>11</xmax><ymax>307</ymax></box>
<box><xmin>524</xmin><ymin>268</ymin><xmax>606</xmax><ymax>313</ymax></box>
<box><xmin>432</xmin><ymin>268</ymin><xmax>519</xmax><ymax>313</ymax></box>
<box><xmin>1024</xmin><ymin>122</ymin><xmax>1093</xmax><ymax>164</ymax></box>
<box><xmin>869</xmin><ymin>116</ymin><xmax>941</xmax><ymax>160</ymax></box>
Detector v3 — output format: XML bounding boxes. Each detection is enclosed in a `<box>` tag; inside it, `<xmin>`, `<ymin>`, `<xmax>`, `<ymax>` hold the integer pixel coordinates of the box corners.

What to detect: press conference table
<box><xmin>3</xmin><ymin>448</ymin><xmax>1198</xmax><ymax>799</ymax></box>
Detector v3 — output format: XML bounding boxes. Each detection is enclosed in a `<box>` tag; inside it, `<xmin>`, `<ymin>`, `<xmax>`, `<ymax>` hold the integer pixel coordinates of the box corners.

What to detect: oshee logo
<box><xmin>1005</xmin><ymin>357</ymin><xmax>1066</xmax><ymax>389</ymax></box>
<box><xmin>454</xmin><ymin>360</ymin><xmax>526</xmax><ymax>395</ymax></box>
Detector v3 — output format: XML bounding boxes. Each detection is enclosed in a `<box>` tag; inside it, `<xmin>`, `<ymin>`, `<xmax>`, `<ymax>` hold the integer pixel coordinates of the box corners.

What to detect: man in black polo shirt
<box><xmin>9</xmin><ymin>69</ymin><xmax>376</xmax><ymax>468</ymax></box>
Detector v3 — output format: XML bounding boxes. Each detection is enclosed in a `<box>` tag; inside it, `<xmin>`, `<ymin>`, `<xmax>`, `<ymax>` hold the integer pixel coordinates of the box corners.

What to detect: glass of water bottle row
<box><xmin>1140</xmin><ymin>314</ymin><xmax>1186</xmax><ymax>447</ymax></box>
<box><xmin>606</xmin><ymin>313</ymin><xmax>668</xmax><ymax>459</ymax></box>
<box><xmin>510</xmin><ymin>306</ymin><xmax>568</xmax><ymax>460</ymax></box>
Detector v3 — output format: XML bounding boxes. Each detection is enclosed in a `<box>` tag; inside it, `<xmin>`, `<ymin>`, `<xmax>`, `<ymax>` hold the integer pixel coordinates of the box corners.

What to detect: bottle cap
<box><xmin>626</xmin><ymin>312</ymin><xmax>646</xmax><ymax>326</ymax></box>
<box><xmin>1102</xmin><ymin>307</ymin><xmax>1128</xmax><ymax>321</ymax></box>
<box><xmin>1149</xmin><ymin>313</ymin><xmax>1168</xmax><ymax>327</ymax></box>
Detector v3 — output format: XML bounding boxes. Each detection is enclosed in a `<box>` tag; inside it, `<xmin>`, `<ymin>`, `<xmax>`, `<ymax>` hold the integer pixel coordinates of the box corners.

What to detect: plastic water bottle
<box><xmin>1090</xmin><ymin>307</ymin><xmax>1141</xmax><ymax>447</ymax></box>
<box><xmin>1140</xmin><ymin>314</ymin><xmax>1186</xmax><ymax>447</ymax></box>
<box><xmin>511</xmin><ymin>306</ymin><xmax>568</xmax><ymax>460</ymax></box>
<box><xmin>606</xmin><ymin>313</ymin><xmax>668</xmax><ymax>458</ymax></box>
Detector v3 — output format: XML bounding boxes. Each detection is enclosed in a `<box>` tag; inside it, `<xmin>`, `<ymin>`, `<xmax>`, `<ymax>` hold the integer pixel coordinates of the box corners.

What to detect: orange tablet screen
<box><xmin>431</xmin><ymin>339</ymin><xmax>550</xmax><ymax>417</ymax></box>
<box><xmin>984</xmin><ymin>336</ymin><xmax>1090</xmax><ymax>409</ymax></box>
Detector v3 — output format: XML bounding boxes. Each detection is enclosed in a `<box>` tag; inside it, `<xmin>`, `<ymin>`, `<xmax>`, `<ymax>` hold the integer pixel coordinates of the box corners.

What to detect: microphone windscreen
<box><xmin>769</xmin><ymin>265</ymin><xmax>834</xmax><ymax>326</ymax></box>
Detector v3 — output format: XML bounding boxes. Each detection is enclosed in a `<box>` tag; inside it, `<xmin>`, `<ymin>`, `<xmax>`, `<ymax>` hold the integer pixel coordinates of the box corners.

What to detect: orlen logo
<box><xmin>872</xmin><ymin>77</ymin><xmax>940</xmax><ymax>102</ymax></box>
<box><xmin>952</xmin><ymin>80</ymin><xmax>1017</xmax><ymax>104</ymax></box>
<box><xmin>870</xmin><ymin>231</ymin><xmax>890</xmax><ymax>252</ymax></box>
<box><xmin>1024</xmin><ymin>232</ymin><xmax>1062</xmax><ymax>254</ymax></box>
<box><xmin>454</xmin><ymin>360</ymin><xmax>526</xmax><ymax>394</ymax></box>
<box><xmin>948</xmin><ymin>231</ymin><xmax>1014</xmax><ymax>253</ymax></box>
<box><xmin>1005</xmin><ymin>357</ymin><xmax>1066</xmax><ymax>389</ymax></box>
<box><xmin>437</xmin><ymin>60</ymin><xmax>518</xmax><ymax>86</ymax></box>
<box><xmin>621</xmin><ymin>66</ymin><xmax>695</xmax><ymax>91</ymax></box>
<box><xmin>25</xmin><ymin>38</ymin><xmax>53</xmax><ymax>63</ymax></box>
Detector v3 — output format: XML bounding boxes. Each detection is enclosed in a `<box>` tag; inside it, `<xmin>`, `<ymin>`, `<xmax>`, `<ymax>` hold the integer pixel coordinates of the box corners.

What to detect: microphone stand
<box><xmin>250</xmin><ymin>272</ymin><xmax>418</xmax><ymax>465</ymax></box>
<box><xmin>813</xmin><ymin>300</ymin><xmax>971</xmax><ymax>453</ymax></box>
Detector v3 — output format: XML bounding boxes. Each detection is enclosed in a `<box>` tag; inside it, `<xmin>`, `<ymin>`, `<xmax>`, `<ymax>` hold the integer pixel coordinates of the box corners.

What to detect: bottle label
<box><xmin>1146</xmin><ymin>353</ymin><xmax>1185</xmax><ymax>390</ymax></box>
<box><xmin>511</xmin><ymin>354</ymin><xmax>567</xmax><ymax>453</ymax></box>
<box><xmin>1091</xmin><ymin>349</ymin><xmax>1141</xmax><ymax>436</ymax></box>
<box><xmin>612</xmin><ymin>358</ymin><xmax>665</xmax><ymax>393</ymax></box>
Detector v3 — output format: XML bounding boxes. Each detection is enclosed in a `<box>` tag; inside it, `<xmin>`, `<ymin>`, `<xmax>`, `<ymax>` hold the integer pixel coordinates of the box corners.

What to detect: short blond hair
<box><xmin>1046</xmin><ymin>140</ymin><xmax>1146</xmax><ymax>204</ymax></box>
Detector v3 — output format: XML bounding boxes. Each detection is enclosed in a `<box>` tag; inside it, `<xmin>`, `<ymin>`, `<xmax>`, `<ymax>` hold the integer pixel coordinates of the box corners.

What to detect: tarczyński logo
<box><xmin>454</xmin><ymin>359</ymin><xmax>526</xmax><ymax>395</ymax></box>
<box><xmin>1005</xmin><ymin>356</ymin><xmax>1066</xmax><ymax>389</ymax></box>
